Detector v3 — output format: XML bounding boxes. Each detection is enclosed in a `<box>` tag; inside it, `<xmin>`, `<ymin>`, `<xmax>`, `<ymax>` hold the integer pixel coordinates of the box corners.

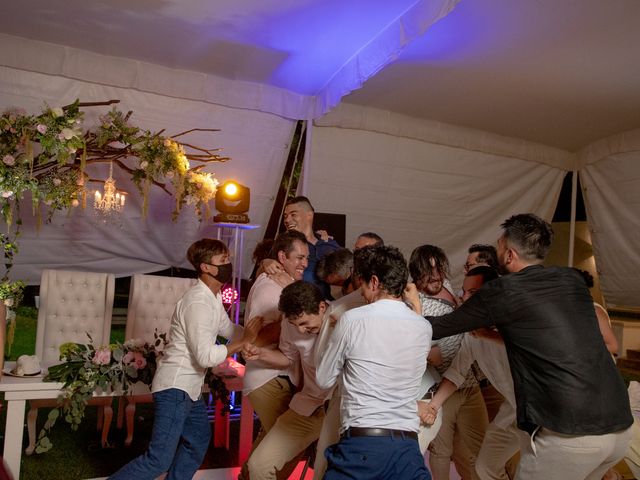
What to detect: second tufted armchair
<box><xmin>26</xmin><ymin>269</ymin><xmax>116</xmax><ymax>454</ymax></box>
<box><xmin>120</xmin><ymin>274</ymin><xmax>197</xmax><ymax>446</ymax></box>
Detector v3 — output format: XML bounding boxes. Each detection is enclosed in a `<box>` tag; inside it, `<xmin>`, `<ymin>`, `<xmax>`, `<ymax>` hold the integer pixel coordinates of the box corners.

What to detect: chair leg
<box><xmin>116</xmin><ymin>396</ymin><xmax>125</xmax><ymax>429</ymax></box>
<box><xmin>97</xmin><ymin>405</ymin><xmax>104</xmax><ymax>431</ymax></box>
<box><xmin>25</xmin><ymin>406</ymin><xmax>38</xmax><ymax>455</ymax></box>
<box><xmin>101</xmin><ymin>404</ymin><xmax>113</xmax><ymax>448</ymax></box>
<box><xmin>124</xmin><ymin>400</ymin><xmax>136</xmax><ymax>447</ymax></box>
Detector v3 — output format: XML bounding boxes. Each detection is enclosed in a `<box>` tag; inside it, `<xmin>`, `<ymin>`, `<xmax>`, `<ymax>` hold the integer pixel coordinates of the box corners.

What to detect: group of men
<box><xmin>237</xmin><ymin>196</ymin><xmax>633</xmax><ymax>480</ymax></box>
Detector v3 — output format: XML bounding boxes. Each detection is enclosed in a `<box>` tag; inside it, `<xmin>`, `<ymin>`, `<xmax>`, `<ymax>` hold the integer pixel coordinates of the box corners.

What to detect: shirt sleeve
<box><xmin>442</xmin><ymin>335</ymin><xmax>475</xmax><ymax>387</ymax></box>
<box><xmin>278</xmin><ymin>320</ymin><xmax>298</xmax><ymax>368</ymax></box>
<box><xmin>316</xmin><ymin>311</ymin><xmax>351</xmax><ymax>390</ymax></box>
<box><xmin>183</xmin><ymin>301</ymin><xmax>229</xmax><ymax>368</ymax></box>
<box><xmin>428</xmin><ymin>293</ymin><xmax>492</xmax><ymax>340</ymax></box>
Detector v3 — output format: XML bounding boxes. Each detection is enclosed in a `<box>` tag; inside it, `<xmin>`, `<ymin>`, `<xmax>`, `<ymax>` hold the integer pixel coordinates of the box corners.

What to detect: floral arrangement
<box><xmin>1</xmin><ymin>232</ymin><xmax>24</xmax><ymax>358</ymax></box>
<box><xmin>35</xmin><ymin>331</ymin><xmax>167</xmax><ymax>453</ymax></box>
<box><xmin>0</xmin><ymin>99</ymin><xmax>228</xmax><ymax>226</ymax></box>
<box><xmin>35</xmin><ymin>330</ymin><xmax>233</xmax><ymax>452</ymax></box>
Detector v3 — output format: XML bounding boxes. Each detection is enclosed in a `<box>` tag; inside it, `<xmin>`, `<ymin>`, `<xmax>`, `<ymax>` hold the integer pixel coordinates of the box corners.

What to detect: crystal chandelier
<box><xmin>94</xmin><ymin>162</ymin><xmax>125</xmax><ymax>215</ymax></box>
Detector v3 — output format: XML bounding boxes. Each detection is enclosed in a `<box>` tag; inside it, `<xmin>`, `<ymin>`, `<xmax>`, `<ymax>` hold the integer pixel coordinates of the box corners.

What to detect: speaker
<box><xmin>313</xmin><ymin>213</ymin><xmax>346</xmax><ymax>247</ymax></box>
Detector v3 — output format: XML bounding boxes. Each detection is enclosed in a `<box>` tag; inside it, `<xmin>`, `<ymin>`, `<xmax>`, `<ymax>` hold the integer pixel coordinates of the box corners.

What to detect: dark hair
<box><xmin>278</xmin><ymin>281</ymin><xmax>324</xmax><ymax>318</ymax></box>
<box><xmin>271</xmin><ymin>230</ymin><xmax>307</xmax><ymax>258</ymax></box>
<box><xmin>468</xmin><ymin>244</ymin><xmax>498</xmax><ymax>268</ymax></box>
<box><xmin>252</xmin><ymin>238</ymin><xmax>275</xmax><ymax>264</ymax></box>
<box><xmin>500</xmin><ymin>213</ymin><xmax>554</xmax><ymax>262</ymax></box>
<box><xmin>316</xmin><ymin>248</ymin><xmax>353</xmax><ymax>281</ymax></box>
<box><xmin>285</xmin><ymin>196</ymin><xmax>314</xmax><ymax>213</ymax></box>
<box><xmin>409</xmin><ymin>244</ymin><xmax>450</xmax><ymax>283</ymax></box>
<box><xmin>573</xmin><ymin>268</ymin><xmax>594</xmax><ymax>288</ymax></box>
<box><xmin>187</xmin><ymin>239</ymin><xmax>228</xmax><ymax>274</ymax></box>
<box><xmin>466</xmin><ymin>265</ymin><xmax>499</xmax><ymax>284</ymax></box>
<box><xmin>353</xmin><ymin>245</ymin><xmax>408</xmax><ymax>297</ymax></box>
<box><xmin>356</xmin><ymin>232</ymin><xmax>384</xmax><ymax>247</ymax></box>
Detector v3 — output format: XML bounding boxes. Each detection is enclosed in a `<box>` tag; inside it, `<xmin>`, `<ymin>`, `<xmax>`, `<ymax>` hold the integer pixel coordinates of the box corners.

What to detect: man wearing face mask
<box><xmin>109</xmin><ymin>239</ymin><xmax>261</xmax><ymax>480</ymax></box>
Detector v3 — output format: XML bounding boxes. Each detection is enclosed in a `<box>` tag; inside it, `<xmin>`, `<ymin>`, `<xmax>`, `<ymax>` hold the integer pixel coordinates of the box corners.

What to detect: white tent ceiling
<box><xmin>2</xmin><ymin>0</ymin><xmax>639</xmax><ymax>151</ymax></box>
<box><xmin>1</xmin><ymin>0</ymin><xmax>640</xmax><ymax>307</ymax></box>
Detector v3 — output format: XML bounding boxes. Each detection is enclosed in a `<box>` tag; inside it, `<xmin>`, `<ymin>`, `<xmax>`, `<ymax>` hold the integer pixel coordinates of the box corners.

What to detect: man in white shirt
<box><xmin>240</xmin><ymin>229</ymin><xmax>309</xmax><ymax>479</ymax></box>
<box><xmin>110</xmin><ymin>238</ymin><xmax>259</xmax><ymax>480</ymax></box>
<box><xmin>423</xmin><ymin>266</ymin><xmax>520</xmax><ymax>480</ymax></box>
<box><xmin>243</xmin><ymin>281</ymin><xmax>334</xmax><ymax>479</ymax></box>
<box><xmin>316</xmin><ymin>245</ymin><xmax>433</xmax><ymax>480</ymax></box>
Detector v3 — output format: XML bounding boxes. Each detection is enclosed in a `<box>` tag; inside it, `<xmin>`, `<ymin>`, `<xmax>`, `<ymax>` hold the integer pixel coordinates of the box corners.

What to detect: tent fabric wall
<box><xmin>306</xmin><ymin>121</ymin><xmax>566</xmax><ymax>289</ymax></box>
<box><xmin>579</xmin><ymin>130</ymin><xmax>640</xmax><ymax>308</ymax></box>
<box><xmin>0</xmin><ymin>66</ymin><xmax>295</xmax><ymax>283</ymax></box>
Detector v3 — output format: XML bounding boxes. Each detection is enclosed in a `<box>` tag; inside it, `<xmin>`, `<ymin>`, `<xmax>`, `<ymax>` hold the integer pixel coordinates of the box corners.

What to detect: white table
<box><xmin>0</xmin><ymin>363</ymin><xmax>254</xmax><ymax>480</ymax></box>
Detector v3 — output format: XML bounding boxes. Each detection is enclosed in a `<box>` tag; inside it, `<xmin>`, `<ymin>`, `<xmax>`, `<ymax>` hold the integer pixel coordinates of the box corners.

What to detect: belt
<box><xmin>341</xmin><ymin>427</ymin><xmax>418</xmax><ymax>441</ymax></box>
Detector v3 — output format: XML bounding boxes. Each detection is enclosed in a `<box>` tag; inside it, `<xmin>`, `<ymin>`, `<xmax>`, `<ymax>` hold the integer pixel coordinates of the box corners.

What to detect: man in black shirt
<box><xmin>426</xmin><ymin>213</ymin><xmax>632</xmax><ymax>480</ymax></box>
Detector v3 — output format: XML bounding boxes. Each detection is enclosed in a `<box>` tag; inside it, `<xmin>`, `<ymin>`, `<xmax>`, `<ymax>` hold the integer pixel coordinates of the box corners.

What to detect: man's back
<box><xmin>435</xmin><ymin>264</ymin><xmax>632</xmax><ymax>435</ymax></box>
<box><xmin>319</xmin><ymin>299</ymin><xmax>431</xmax><ymax>432</ymax></box>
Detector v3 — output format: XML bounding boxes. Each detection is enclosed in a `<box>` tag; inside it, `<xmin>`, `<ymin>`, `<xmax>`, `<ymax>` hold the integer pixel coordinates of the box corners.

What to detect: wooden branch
<box><xmin>172</xmin><ymin>128</ymin><xmax>221</xmax><ymax>138</ymax></box>
<box><xmin>64</xmin><ymin>100</ymin><xmax>121</xmax><ymax>109</ymax></box>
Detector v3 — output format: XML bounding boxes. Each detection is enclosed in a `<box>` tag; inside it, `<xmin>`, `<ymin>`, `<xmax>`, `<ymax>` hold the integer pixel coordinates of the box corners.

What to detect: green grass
<box><xmin>1</xmin><ymin>309</ymin><xmax>247</xmax><ymax>479</ymax></box>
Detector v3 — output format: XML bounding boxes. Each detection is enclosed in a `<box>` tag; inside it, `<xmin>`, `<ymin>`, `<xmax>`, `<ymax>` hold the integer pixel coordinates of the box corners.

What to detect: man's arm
<box><xmin>242</xmin><ymin>343</ymin><xmax>291</xmax><ymax>369</ymax></box>
<box><xmin>419</xmin><ymin>378</ymin><xmax>459</xmax><ymax>425</ymax></box>
<box><xmin>316</xmin><ymin>313</ymin><xmax>350</xmax><ymax>389</ymax></box>
<box><xmin>428</xmin><ymin>293</ymin><xmax>493</xmax><ymax>339</ymax></box>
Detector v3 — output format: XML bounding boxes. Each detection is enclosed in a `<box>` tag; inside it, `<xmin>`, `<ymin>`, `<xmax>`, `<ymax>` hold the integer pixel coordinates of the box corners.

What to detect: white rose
<box><xmin>51</xmin><ymin>107</ymin><xmax>64</xmax><ymax>118</ymax></box>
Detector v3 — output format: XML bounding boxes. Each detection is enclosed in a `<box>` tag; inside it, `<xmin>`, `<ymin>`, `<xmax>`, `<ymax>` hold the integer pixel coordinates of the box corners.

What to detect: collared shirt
<box><xmin>443</xmin><ymin>334</ymin><xmax>516</xmax><ymax>429</ymax></box>
<box><xmin>420</xmin><ymin>293</ymin><xmax>478</xmax><ymax>389</ymax></box>
<box><xmin>279</xmin><ymin>319</ymin><xmax>334</xmax><ymax>416</ymax></box>
<box><xmin>317</xmin><ymin>299</ymin><xmax>432</xmax><ymax>433</ymax></box>
<box><xmin>152</xmin><ymin>279</ymin><xmax>242</xmax><ymax>401</ymax></box>
<box><xmin>304</xmin><ymin>233</ymin><xmax>340</xmax><ymax>298</ymax></box>
<box><xmin>429</xmin><ymin>265</ymin><xmax>633</xmax><ymax>436</ymax></box>
<box><xmin>242</xmin><ymin>273</ymin><xmax>293</xmax><ymax>394</ymax></box>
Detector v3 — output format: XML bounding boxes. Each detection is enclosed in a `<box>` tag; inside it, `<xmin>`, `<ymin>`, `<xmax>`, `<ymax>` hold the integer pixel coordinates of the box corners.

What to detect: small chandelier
<box><xmin>94</xmin><ymin>161</ymin><xmax>125</xmax><ymax>215</ymax></box>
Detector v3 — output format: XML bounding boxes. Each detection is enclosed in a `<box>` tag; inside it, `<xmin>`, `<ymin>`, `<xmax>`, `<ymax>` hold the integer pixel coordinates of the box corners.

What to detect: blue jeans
<box><xmin>109</xmin><ymin>388</ymin><xmax>211</xmax><ymax>480</ymax></box>
<box><xmin>324</xmin><ymin>434</ymin><xmax>432</xmax><ymax>480</ymax></box>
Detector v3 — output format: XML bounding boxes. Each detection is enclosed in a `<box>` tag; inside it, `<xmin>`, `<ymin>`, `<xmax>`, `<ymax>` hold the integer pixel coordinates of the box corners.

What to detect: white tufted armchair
<box><xmin>26</xmin><ymin>269</ymin><xmax>116</xmax><ymax>455</ymax></box>
<box><xmin>120</xmin><ymin>274</ymin><xmax>197</xmax><ymax>446</ymax></box>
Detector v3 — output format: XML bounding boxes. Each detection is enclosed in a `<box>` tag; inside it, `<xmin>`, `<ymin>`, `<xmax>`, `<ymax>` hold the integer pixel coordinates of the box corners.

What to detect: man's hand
<box><xmin>269</xmin><ymin>271</ymin><xmax>295</xmax><ymax>288</ymax></box>
<box><xmin>417</xmin><ymin>400</ymin><xmax>438</xmax><ymax>426</ymax></box>
<box><xmin>404</xmin><ymin>282</ymin><xmax>421</xmax><ymax>314</ymax></box>
<box><xmin>242</xmin><ymin>343</ymin><xmax>262</xmax><ymax>361</ymax></box>
<box><xmin>242</xmin><ymin>316</ymin><xmax>264</xmax><ymax>344</ymax></box>
<box><xmin>470</xmin><ymin>327</ymin><xmax>504</xmax><ymax>344</ymax></box>
<box><xmin>262</xmin><ymin>258</ymin><xmax>284</xmax><ymax>275</ymax></box>
<box><xmin>316</xmin><ymin>229</ymin><xmax>333</xmax><ymax>241</ymax></box>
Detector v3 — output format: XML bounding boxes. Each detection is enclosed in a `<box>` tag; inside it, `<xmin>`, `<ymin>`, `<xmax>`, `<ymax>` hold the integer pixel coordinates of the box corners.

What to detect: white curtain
<box><xmin>579</xmin><ymin>129</ymin><xmax>640</xmax><ymax>308</ymax></box>
<box><xmin>0</xmin><ymin>67</ymin><xmax>295</xmax><ymax>282</ymax></box>
<box><xmin>308</xmin><ymin>105</ymin><xmax>566</xmax><ymax>289</ymax></box>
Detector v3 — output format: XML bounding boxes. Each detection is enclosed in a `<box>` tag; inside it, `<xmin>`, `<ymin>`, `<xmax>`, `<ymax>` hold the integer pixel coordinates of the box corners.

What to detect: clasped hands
<box><xmin>418</xmin><ymin>401</ymin><xmax>439</xmax><ymax>426</ymax></box>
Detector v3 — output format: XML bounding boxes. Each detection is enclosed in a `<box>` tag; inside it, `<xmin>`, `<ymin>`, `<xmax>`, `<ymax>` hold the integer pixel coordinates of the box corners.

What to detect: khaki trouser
<box><xmin>242</xmin><ymin>377</ymin><xmax>294</xmax><ymax>480</ymax></box>
<box><xmin>475</xmin><ymin>421</ymin><xmax>520</xmax><ymax>480</ymax></box>
<box><xmin>429</xmin><ymin>385</ymin><xmax>489</xmax><ymax>480</ymax></box>
<box><xmin>516</xmin><ymin>426</ymin><xmax>632</xmax><ymax>480</ymax></box>
<box><xmin>248</xmin><ymin>406</ymin><xmax>325</xmax><ymax>480</ymax></box>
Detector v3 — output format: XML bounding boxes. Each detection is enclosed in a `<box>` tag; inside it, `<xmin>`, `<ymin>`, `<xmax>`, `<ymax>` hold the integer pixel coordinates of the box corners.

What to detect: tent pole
<box><xmin>300</xmin><ymin>120</ymin><xmax>312</xmax><ymax>195</ymax></box>
<box><xmin>568</xmin><ymin>170</ymin><xmax>578</xmax><ymax>267</ymax></box>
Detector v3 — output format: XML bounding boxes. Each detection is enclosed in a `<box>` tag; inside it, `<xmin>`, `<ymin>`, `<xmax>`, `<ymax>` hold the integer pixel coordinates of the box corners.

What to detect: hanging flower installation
<box><xmin>0</xmin><ymin>99</ymin><xmax>229</xmax><ymax>226</ymax></box>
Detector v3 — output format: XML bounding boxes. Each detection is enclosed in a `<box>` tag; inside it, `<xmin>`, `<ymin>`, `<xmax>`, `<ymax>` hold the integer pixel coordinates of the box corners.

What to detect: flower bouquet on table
<box><xmin>34</xmin><ymin>331</ymin><xmax>167</xmax><ymax>453</ymax></box>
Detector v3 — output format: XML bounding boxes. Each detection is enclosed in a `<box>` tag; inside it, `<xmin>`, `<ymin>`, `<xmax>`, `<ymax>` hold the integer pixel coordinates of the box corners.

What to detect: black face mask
<box><xmin>206</xmin><ymin>262</ymin><xmax>233</xmax><ymax>284</ymax></box>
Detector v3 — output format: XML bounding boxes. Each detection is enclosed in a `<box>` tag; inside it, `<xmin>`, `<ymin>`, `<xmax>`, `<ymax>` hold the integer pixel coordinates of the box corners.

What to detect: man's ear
<box><xmin>370</xmin><ymin>274</ymin><xmax>380</xmax><ymax>291</ymax></box>
<box><xmin>319</xmin><ymin>301</ymin><xmax>328</xmax><ymax>315</ymax></box>
<box><xmin>277</xmin><ymin>250</ymin><xmax>286</xmax><ymax>264</ymax></box>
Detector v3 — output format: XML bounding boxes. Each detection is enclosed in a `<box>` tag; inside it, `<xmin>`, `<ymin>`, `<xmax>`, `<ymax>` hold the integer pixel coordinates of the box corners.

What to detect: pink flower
<box><xmin>123</xmin><ymin>351</ymin><xmax>147</xmax><ymax>370</ymax></box>
<box><xmin>1</xmin><ymin>191</ymin><xmax>14</xmax><ymax>198</ymax></box>
<box><xmin>132</xmin><ymin>352</ymin><xmax>147</xmax><ymax>370</ymax></box>
<box><xmin>36</xmin><ymin>124</ymin><xmax>48</xmax><ymax>134</ymax></box>
<box><xmin>93</xmin><ymin>347</ymin><xmax>111</xmax><ymax>365</ymax></box>
<box><xmin>3</xmin><ymin>154</ymin><xmax>15</xmax><ymax>166</ymax></box>
<box><xmin>71</xmin><ymin>199</ymin><xmax>79</xmax><ymax>207</ymax></box>
<box><xmin>52</xmin><ymin>178</ymin><xmax>61</xmax><ymax>186</ymax></box>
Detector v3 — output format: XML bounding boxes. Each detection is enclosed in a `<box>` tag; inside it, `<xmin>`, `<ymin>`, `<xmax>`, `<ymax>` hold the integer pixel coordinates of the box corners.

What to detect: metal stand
<box><xmin>214</xmin><ymin>222</ymin><xmax>260</xmax><ymax>325</ymax></box>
